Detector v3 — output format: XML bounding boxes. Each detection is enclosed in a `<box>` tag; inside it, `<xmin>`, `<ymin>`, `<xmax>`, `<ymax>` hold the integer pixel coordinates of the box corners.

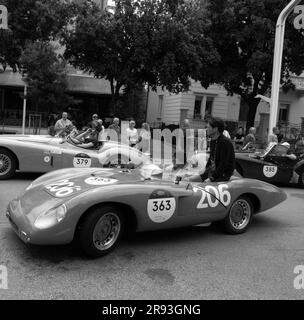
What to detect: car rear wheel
<box><xmin>221</xmin><ymin>196</ymin><xmax>253</xmax><ymax>234</ymax></box>
<box><xmin>0</xmin><ymin>149</ymin><xmax>17</xmax><ymax>180</ymax></box>
<box><xmin>78</xmin><ymin>205</ymin><xmax>125</xmax><ymax>257</ymax></box>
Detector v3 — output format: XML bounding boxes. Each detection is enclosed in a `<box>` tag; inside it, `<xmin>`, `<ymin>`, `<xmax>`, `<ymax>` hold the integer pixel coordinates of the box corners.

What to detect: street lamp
<box><xmin>268</xmin><ymin>0</ymin><xmax>301</xmax><ymax>136</ymax></box>
<box><xmin>21</xmin><ymin>69</ymin><xmax>28</xmax><ymax>135</ymax></box>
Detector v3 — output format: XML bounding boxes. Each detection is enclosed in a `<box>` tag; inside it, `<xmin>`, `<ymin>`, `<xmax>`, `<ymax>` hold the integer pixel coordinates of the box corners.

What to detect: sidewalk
<box><xmin>0</xmin><ymin>125</ymin><xmax>49</xmax><ymax>135</ymax></box>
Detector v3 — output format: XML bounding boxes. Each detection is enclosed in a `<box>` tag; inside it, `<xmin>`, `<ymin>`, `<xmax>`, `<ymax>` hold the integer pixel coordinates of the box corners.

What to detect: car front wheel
<box><xmin>0</xmin><ymin>148</ymin><xmax>17</xmax><ymax>180</ymax></box>
<box><xmin>78</xmin><ymin>205</ymin><xmax>124</xmax><ymax>257</ymax></box>
<box><xmin>221</xmin><ymin>196</ymin><xmax>253</xmax><ymax>234</ymax></box>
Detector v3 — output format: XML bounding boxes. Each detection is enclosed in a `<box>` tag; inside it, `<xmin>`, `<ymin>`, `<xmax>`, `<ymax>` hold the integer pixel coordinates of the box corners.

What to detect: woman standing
<box><xmin>139</xmin><ymin>122</ymin><xmax>151</xmax><ymax>154</ymax></box>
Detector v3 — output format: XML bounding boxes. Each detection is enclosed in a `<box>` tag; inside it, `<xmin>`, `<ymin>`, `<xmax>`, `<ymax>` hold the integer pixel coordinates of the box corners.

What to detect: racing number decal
<box><xmin>45</xmin><ymin>179</ymin><xmax>81</xmax><ymax>197</ymax></box>
<box><xmin>73</xmin><ymin>153</ymin><xmax>92</xmax><ymax>168</ymax></box>
<box><xmin>147</xmin><ymin>197</ymin><xmax>176</xmax><ymax>223</ymax></box>
<box><xmin>193</xmin><ymin>184</ymin><xmax>231</xmax><ymax>209</ymax></box>
<box><xmin>263</xmin><ymin>165</ymin><xmax>277</xmax><ymax>178</ymax></box>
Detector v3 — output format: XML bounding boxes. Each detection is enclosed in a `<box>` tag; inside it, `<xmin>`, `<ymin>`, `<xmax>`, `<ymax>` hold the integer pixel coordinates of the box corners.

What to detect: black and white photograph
<box><xmin>0</xmin><ymin>0</ymin><xmax>304</xmax><ymax>306</ymax></box>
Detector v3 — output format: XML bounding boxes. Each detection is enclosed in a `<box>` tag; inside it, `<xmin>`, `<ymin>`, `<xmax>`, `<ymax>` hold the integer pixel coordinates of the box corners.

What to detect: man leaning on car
<box><xmin>189</xmin><ymin>117</ymin><xmax>235</xmax><ymax>183</ymax></box>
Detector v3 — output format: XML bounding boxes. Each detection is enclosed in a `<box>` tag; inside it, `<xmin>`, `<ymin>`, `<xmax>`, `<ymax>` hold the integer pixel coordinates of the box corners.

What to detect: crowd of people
<box><xmin>49</xmin><ymin>111</ymin><xmax>304</xmax><ymax>183</ymax></box>
<box><xmin>50</xmin><ymin>111</ymin><xmax>152</xmax><ymax>151</ymax></box>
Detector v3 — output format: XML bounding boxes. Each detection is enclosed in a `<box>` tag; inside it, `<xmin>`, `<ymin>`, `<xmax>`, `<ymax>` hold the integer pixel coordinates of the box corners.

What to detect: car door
<box><xmin>175</xmin><ymin>181</ymin><xmax>228</xmax><ymax>222</ymax></box>
<box><xmin>60</xmin><ymin>142</ymin><xmax>101</xmax><ymax>169</ymax></box>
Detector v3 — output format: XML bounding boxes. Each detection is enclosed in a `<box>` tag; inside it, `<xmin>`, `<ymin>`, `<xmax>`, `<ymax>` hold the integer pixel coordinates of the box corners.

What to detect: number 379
<box><xmin>193</xmin><ymin>184</ymin><xmax>231</xmax><ymax>208</ymax></box>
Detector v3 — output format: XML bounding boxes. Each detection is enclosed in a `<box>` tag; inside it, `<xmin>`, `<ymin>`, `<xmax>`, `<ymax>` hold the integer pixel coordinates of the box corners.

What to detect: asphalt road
<box><xmin>0</xmin><ymin>173</ymin><xmax>304</xmax><ymax>300</ymax></box>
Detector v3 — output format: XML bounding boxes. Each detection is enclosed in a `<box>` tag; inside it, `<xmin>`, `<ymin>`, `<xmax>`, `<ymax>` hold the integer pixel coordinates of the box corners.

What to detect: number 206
<box><xmin>193</xmin><ymin>184</ymin><xmax>231</xmax><ymax>208</ymax></box>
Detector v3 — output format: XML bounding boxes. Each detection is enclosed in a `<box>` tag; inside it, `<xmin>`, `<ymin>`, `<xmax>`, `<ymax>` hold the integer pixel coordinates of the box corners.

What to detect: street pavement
<box><xmin>0</xmin><ymin>173</ymin><xmax>304</xmax><ymax>300</ymax></box>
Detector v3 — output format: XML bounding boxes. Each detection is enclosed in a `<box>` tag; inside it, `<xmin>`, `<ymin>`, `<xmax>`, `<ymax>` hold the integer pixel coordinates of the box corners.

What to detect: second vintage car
<box><xmin>0</xmin><ymin>134</ymin><xmax>146</xmax><ymax>179</ymax></box>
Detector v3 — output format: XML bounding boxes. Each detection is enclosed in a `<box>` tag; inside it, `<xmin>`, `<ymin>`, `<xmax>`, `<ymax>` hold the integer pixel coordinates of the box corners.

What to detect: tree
<box><xmin>19</xmin><ymin>41</ymin><xmax>75</xmax><ymax>114</ymax></box>
<box><xmin>0</xmin><ymin>0</ymin><xmax>73</xmax><ymax>72</ymax></box>
<box><xmin>62</xmin><ymin>0</ymin><xmax>219</xmax><ymax>108</ymax></box>
<box><xmin>204</xmin><ymin>0</ymin><xmax>304</xmax><ymax>130</ymax></box>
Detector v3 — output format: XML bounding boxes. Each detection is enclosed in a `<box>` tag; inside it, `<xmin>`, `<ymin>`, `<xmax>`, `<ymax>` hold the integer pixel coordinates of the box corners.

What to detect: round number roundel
<box><xmin>263</xmin><ymin>165</ymin><xmax>277</xmax><ymax>178</ymax></box>
<box><xmin>147</xmin><ymin>190</ymin><xmax>176</xmax><ymax>223</ymax></box>
<box><xmin>73</xmin><ymin>153</ymin><xmax>91</xmax><ymax>168</ymax></box>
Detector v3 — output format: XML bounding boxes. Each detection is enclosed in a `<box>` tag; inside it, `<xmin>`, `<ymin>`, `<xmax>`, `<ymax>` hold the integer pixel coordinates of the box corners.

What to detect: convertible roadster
<box><xmin>235</xmin><ymin>143</ymin><xmax>304</xmax><ymax>187</ymax></box>
<box><xmin>0</xmin><ymin>135</ymin><xmax>145</xmax><ymax>179</ymax></box>
<box><xmin>6</xmin><ymin>164</ymin><xmax>286</xmax><ymax>257</ymax></box>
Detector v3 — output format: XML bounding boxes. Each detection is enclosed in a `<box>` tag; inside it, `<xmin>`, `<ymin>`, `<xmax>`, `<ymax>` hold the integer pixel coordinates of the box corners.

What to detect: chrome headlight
<box><xmin>34</xmin><ymin>204</ymin><xmax>67</xmax><ymax>229</ymax></box>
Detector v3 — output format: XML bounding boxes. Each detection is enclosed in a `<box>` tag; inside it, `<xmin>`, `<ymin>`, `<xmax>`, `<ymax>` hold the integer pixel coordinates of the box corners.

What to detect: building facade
<box><xmin>146</xmin><ymin>77</ymin><xmax>304</xmax><ymax>137</ymax></box>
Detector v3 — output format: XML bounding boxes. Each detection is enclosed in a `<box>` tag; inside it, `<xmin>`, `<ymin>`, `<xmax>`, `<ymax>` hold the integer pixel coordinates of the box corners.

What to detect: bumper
<box><xmin>6</xmin><ymin>201</ymin><xmax>74</xmax><ymax>245</ymax></box>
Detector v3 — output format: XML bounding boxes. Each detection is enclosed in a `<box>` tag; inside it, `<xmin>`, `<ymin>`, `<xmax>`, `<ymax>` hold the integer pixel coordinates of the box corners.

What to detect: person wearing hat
<box><xmin>280</xmin><ymin>142</ymin><xmax>297</xmax><ymax>160</ymax></box>
<box><xmin>87</xmin><ymin>114</ymin><xmax>99</xmax><ymax>129</ymax></box>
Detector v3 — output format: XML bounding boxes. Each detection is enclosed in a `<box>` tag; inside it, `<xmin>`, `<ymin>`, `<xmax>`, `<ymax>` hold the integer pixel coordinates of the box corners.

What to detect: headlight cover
<box><xmin>34</xmin><ymin>204</ymin><xmax>67</xmax><ymax>229</ymax></box>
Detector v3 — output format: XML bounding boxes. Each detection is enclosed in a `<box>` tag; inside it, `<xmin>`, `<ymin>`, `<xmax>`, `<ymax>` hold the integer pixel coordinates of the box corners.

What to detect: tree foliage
<box><xmin>204</xmin><ymin>0</ymin><xmax>304</xmax><ymax>128</ymax></box>
<box><xmin>62</xmin><ymin>0</ymin><xmax>219</xmax><ymax>106</ymax></box>
<box><xmin>19</xmin><ymin>41</ymin><xmax>75</xmax><ymax>113</ymax></box>
<box><xmin>0</xmin><ymin>0</ymin><xmax>73</xmax><ymax>71</ymax></box>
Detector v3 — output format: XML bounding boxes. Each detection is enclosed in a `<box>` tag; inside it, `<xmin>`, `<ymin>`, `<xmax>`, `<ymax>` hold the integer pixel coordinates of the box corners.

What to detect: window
<box><xmin>204</xmin><ymin>96</ymin><xmax>214</xmax><ymax>119</ymax></box>
<box><xmin>157</xmin><ymin>95</ymin><xmax>163</xmax><ymax>120</ymax></box>
<box><xmin>194</xmin><ymin>96</ymin><xmax>202</xmax><ymax>119</ymax></box>
<box><xmin>278</xmin><ymin>104</ymin><xmax>289</xmax><ymax>124</ymax></box>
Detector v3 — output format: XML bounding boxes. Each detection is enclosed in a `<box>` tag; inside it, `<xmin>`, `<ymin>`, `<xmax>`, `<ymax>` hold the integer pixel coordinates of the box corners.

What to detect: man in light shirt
<box><xmin>126</xmin><ymin>120</ymin><xmax>138</xmax><ymax>147</ymax></box>
<box><xmin>54</xmin><ymin>112</ymin><xmax>72</xmax><ymax>137</ymax></box>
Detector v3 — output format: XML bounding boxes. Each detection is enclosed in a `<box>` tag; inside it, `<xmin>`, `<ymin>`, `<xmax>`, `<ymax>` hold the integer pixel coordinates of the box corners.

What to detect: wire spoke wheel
<box><xmin>0</xmin><ymin>153</ymin><xmax>11</xmax><ymax>175</ymax></box>
<box><xmin>93</xmin><ymin>212</ymin><xmax>121</xmax><ymax>251</ymax></box>
<box><xmin>229</xmin><ymin>199</ymin><xmax>251</xmax><ymax>230</ymax></box>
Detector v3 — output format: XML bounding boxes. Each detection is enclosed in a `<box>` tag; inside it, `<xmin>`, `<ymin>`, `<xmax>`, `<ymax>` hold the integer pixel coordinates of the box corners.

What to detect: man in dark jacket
<box><xmin>191</xmin><ymin>117</ymin><xmax>235</xmax><ymax>182</ymax></box>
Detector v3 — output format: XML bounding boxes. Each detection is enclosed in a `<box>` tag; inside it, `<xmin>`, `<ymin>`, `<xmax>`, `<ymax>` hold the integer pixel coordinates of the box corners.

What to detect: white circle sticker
<box><xmin>147</xmin><ymin>197</ymin><xmax>176</xmax><ymax>223</ymax></box>
<box><xmin>84</xmin><ymin>177</ymin><xmax>118</xmax><ymax>185</ymax></box>
<box><xmin>44</xmin><ymin>156</ymin><xmax>51</xmax><ymax>163</ymax></box>
<box><xmin>73</xmin><ymin>153</ymin><xmax>91</xmax><ymax>168</ymax></box>
<box><xmin>263</xmin><ymin>165</ymin><xmax>278</xmax><ymax>178</ymax></box>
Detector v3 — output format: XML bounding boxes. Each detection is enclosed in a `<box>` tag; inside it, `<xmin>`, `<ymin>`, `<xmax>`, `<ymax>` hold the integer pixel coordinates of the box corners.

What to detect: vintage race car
<box><xmin>235</xmin><ymin>143</ymin><xmax>304</xmax><ymax>187</ymax></box>
<box><xmin>0</xmin><ymin>135</ymin><xmax>146</xmax><ymax>179</ymax></box>
<box><xmin>6</xmin><ymin>164</ymin><xmax>286</xmax><ymax>257</ymax></box>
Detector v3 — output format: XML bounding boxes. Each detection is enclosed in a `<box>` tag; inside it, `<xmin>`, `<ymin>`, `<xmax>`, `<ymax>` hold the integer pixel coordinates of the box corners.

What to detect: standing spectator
<box><xmin>54</xmin><ymin>112</ymin><xmax>72</xmax><ymax>137</ymax></box>
<box><xmin>138</xmin><ymin>122</ymin><xmax>151</xmax><ymax>154</ymax></box>
<box><xmin>233</xmin><ymin>127</ymin><xmax>244</xmax><ymax>150</ymax></box>
<box><xmin>295</xmin><ymin>134</ymin><xmax>304</xmax><ymax>156</ymax></box>
<box><xmin>268</xmin><ymin>127</ymin><xmax>279</xmax><ymax>145</ymax></box>
<box><xmin>88</xmin><ymin>114</ymin><xmax>99</xmax><ymax>128</ymax></box>
<box><xmin>108</xmin><ymin>117</ymin><xmax>121</xmax><ymax>137</ymax></box>
<box><xmin>277</xmin><ymin>127</ymin><xmax>284</xmax><ymax>143</ymax></box>
<box><xmin>126</xmin><ymin>120</ymin><xmax>138</xmax><ymax>147</ymax></box>
<box><xmin>243</xmin><ymin>127</ymin><xmax>256</xmax><ymax>150</ymax></box>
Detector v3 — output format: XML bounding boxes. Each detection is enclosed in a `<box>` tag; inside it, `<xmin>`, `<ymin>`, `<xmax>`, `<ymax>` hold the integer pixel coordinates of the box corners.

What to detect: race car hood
<box><xmin>25</xmin><ymin>164</ymin><xmax>162</xmax><ymax>197</ymax></box>
<box><xmin>13</xmin><ymin>166</ymin><xmax>162</xmax><ymax>222</ymax></box>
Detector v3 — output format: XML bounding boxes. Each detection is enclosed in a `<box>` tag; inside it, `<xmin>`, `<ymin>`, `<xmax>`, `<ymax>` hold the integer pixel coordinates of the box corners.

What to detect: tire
<box><xmin>105</xmin><ymin>154</ymin><xmax>130</xmax><ymax>168</ymax></box>
<box><xmin>0</xmin><ymin>148</ymin><xmax>17</xmax><ymax>180</ymax></box>
<box><xmin>221</xmin><ymin>195</ymin><xmax>253</xmax><ymax>234</ymax></box>
<box><xmin>78</xmin><ymin>205</ymin><xmax>125</xmax><ymax>257</ymax></box>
